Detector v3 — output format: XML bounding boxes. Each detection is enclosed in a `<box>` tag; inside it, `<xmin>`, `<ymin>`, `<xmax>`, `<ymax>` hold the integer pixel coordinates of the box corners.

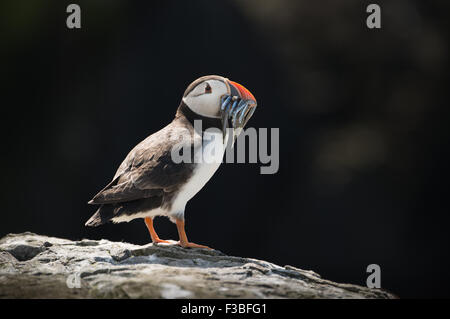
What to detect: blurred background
<box><xmin>1</xmin><ymin>0</ymin><xmax>449</xmax><ymax>298</ymax></box>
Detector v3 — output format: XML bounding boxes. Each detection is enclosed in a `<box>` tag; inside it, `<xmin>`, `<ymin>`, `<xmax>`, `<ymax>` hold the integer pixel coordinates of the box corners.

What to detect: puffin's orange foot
<box><xmin>145</xmin><ymin>217</ymin><xmax>171</xmax><ymax>245</ymax></box>
<box><xmin>177</xmin><ymin>241</ymin><xmax>212</xmax><ymax>250</ymax></box>
<box><xmin>152</xmin><ymin>239</ymin><xmax>171</xmax><ymax>244</ymax></box>
<box><xmin>174</xmin><ymin>219</ymin><xmax>212</xmax><ymax>249</ymax></box>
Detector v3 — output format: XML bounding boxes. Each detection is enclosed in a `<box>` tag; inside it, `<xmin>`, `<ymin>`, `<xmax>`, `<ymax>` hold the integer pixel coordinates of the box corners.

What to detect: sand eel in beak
<box><xmin>220</xmin><ymin>80</ymin><xmax>257</xmax><ymax>142</ymax></box>
<box><xmin>85</xmin><ymin>75</ymin><xmax>257</xmax><ymax>249</ymax></box>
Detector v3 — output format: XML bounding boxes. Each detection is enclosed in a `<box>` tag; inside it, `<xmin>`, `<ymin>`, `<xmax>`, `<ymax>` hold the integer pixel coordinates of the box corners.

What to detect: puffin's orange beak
<box><xmin>220</xmin><ymin>79</ymin><xmax>257</xmax><ymax>140</ymax></box>
<box><xmin>228</xmin><ymin>80</ymin><xmax>256</xmax><ymax>103</ymax></box>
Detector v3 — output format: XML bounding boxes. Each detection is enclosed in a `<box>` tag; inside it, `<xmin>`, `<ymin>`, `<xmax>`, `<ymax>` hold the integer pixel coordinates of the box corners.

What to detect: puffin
<box><xmin>85</xmin><ymin>75</ymin><xmax>257</xmax><ymax>249</ymax></box>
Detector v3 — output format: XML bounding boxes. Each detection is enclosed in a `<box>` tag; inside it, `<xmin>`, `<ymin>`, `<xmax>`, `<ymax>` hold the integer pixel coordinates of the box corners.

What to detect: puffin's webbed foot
<box><xmin>177</xmin><ymin>241</ymin><xmax>211</xmax><ymax>249</ymax></box>
<box><xmin>153</xmin><ymin>238</ymin><xmax>172</xmax><ymax>244</ymax></box>
<box><xmin>175</xmin><ymin>219</ymin><xmax>212</xmax><ymax>250</ymax></box>
<box><xmin>144</xmin><ymin>217</ymin><xmax>171</xmax><ymax>244</ymax></box>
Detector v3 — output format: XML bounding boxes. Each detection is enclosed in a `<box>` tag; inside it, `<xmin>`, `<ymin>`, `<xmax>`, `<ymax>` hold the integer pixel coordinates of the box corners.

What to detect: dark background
<box><xmin>1</xmin><ymin>0</ymin><xmax>449</xmax><ymax>298</ymax></box>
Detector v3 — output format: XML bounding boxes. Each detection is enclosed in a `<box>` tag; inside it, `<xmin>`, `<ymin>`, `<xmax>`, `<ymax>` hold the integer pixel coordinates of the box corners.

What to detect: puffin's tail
<box><xmin>85</xmin><ymin>205</ymin><xmax>114</xmax><ymax>227</ymax></box>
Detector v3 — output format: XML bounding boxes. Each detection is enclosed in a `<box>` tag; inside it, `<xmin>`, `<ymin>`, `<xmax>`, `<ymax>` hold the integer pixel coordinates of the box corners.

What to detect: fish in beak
<box><xmin>220</xmin><ymin>80</ymin><xmax>257</xmax><ymax>141</ymax></box>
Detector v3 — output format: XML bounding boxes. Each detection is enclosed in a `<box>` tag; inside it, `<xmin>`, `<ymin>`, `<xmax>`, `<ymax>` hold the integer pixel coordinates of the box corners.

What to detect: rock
<box><xmin>0</xmin><ymin>232</ymin><xmax>395</xmax><ymax>299</ymax></box>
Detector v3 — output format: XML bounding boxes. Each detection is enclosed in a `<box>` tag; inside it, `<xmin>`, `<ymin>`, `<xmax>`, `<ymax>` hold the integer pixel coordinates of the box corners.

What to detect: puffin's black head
<box><xmin>182</xmin><ymin>75</ymin><xmax>257</xmax><ymax>137</ymax></box>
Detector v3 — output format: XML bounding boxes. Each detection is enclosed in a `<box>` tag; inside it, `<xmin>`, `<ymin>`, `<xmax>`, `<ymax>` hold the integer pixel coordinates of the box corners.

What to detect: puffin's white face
<box><xmin>182</xmin><ymin>79</ymin><xmax>228</xmax><ymax>118</ymax></box>
<box><xmin>181</xmin><ymin>75</ymin><xmax>257</xmax><ymax>139</ymax></box>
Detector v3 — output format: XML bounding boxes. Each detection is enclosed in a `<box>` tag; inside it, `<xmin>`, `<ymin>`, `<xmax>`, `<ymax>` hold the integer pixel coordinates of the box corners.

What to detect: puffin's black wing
<box><xmin>89</xmin><ymin>119</ymin><xmax>197</xmax><ymax>205</ymax></box>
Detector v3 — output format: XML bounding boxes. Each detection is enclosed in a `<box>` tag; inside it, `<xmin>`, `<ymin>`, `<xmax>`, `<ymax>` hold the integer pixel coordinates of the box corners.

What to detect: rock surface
<box><xmin>0</xmin><ymin>232</ymin><xmax>395</xmax><ymax>299</ymax></box>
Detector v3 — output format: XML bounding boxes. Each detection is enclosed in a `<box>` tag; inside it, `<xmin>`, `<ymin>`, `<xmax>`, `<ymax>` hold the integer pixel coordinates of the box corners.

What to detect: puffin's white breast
<box><xmin>169</xmin><ymin>130</ymin><xmax>228</xmax><ymax>214</ymax></box>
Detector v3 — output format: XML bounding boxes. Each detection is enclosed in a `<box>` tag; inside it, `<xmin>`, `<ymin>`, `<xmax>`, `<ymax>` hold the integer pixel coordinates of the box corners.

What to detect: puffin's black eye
<box><xmin>204</xmin><ymin>83</ymin><xmax>212</xmax><ymax>94</ymax></box>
